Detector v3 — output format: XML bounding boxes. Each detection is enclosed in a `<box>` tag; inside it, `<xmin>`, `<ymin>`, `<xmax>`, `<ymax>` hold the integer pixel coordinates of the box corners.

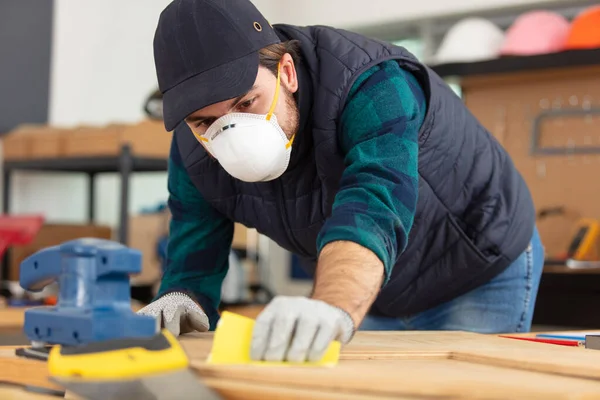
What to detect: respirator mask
<box><xmin>192</xmin><ymin>64</ymin><xmax>295</xmax><ymax>182</ymax></box>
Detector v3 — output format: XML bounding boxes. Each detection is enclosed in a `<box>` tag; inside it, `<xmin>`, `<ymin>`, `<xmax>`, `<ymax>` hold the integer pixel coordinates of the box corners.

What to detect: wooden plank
<box><xmin>181</xmin><ymin>330</ymin><xmax>600</xmax><ymax>376</ymax></box>
<box><xmin>203</xmin><ymin>378</ymin><xmax>408</xmax><ymax>400</ymax></box>
<box><xmin>5</xmin><ymin>331</ymin><xmax>600</xmax><ymax>399</ymax></box>
<box><xmin>193</xmin><ymin>359</ymin><xmax>600</xmax><ymax>399</ymax></box>
<box><xmin>341</xmin><ymin>331</ymin><xmax>600</xmax><ymax>380</ymax></box>
<box><xmin>0</xmin><ymin>308</ymin><xmax>25</xmax><ymax>331</ymax></box>
<box><xmin>0</xmin><ymin>386</ymin><xmax>62</xmax><ymax>400</ymax></box>
<box><xmin>0</xmin><ymin>357</ymin><xmax>62</xmax><ymax>391</ymax></box>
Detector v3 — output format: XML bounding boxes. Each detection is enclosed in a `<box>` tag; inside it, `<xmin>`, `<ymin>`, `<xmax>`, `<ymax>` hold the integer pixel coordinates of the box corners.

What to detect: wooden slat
<box><xmin>0</xmin><ymin>357</ymin><xmax>61</xmax><ymax>391</ymax></box>
<box><xmin>193</xmin><ymin>359</ymin><xmax>600</xmax><ymax>399</ymax></box>
<box><xmin>6</xmin><ymin>330</ymin><xmax>600</xmax><ymax>399</ymax></box>
<box><xmin>182</xmin><ymin>331</ymin><xmax>600</xmax><ymax>398</ymax></box>
<box><xmin>0</xmin><ymin>308</ymin><xmax>25</xmax><ymax>331</ymax></box>
<box><xmin>203</xmin><ymin>378</ymin><xmax>409</xmax><ymax>400</ymax></box>
<box><xmin>0</xmin><ymin>386</ymin><xmax>61</xmax><ymax>400</ymax></box>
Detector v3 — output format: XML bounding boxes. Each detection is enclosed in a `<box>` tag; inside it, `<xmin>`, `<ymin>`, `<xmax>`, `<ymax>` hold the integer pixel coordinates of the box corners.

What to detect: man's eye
<box><xmin>197</xmin><ymin>118</ymin><xmax>215</xmax><ymax>128</ymax></box>
<box><xmin>238</xmin><ymin>98</ymin><xmax>254</xmax><ymax>110</ymax></box>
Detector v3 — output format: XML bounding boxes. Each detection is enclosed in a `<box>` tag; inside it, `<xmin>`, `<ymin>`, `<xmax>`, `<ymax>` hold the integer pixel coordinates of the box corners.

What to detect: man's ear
<box><xmin>279</xmin><ymin>53</ymin><xmax>298</xmax><ymax>93</ymax></box>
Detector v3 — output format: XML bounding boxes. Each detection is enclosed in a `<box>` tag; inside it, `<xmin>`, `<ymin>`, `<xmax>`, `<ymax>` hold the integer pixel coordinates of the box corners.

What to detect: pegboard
<box><xmin>462</xmin><ymin>65</ymin><xmax>600</xmax><ymax>257</ymax></box>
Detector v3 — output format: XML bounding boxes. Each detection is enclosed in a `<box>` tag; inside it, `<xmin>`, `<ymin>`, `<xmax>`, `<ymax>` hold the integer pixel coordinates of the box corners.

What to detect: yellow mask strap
<box><xmin>268</xmin><ymin>62</ymin><xmax>295</xmax><ymax>149</ymax></box>
<box><xmin>285</xmin><ymin>133</ymin><xmax>295</xmax><ymax>149</ymax></box>
<box><xmin>265</xmin><ymin>62</ymin><xmax>281</xmax><ymax>121</ymax></box>
<box><xmin>193</xmin><ymin>130</ymin><xmax>208</xmax><ymax>143</ymax></box>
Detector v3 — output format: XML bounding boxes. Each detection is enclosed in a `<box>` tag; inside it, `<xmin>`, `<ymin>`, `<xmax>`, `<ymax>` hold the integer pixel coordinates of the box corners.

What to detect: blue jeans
<box><xmin>360</xmin><ymin>227</ymin><xmax>544</xmax><ymax>334</ymax></box>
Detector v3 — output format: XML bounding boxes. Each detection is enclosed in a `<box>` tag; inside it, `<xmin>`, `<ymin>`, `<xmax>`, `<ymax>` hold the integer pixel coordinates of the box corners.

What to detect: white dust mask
<box><xmin>192</xmin><ymin>64</ymin><xmax>295</xmax><ymax>182</ymax></box>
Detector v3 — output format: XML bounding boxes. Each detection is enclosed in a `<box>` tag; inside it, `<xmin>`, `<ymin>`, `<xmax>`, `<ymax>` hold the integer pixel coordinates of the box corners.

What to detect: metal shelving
<box><xmin>430</xmin><ymin>48</ymin><xmax>600</xmax><ymax>79</ymax></box>
<box><xmin>1</xmin><ymin>144</ymin><xmax>168</xmax><ymax>280</ymax></box>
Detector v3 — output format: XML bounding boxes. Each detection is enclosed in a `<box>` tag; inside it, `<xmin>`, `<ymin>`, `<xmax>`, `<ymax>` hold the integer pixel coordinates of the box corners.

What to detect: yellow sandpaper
<box><xmin>207</xmin><ymin>311</ymin><xmax>341</xmax><ymax>367</ymax></box>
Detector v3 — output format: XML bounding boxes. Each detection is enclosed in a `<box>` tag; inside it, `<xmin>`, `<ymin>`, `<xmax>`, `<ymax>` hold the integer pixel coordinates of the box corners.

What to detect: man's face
<box><xmin>185</xmin><ymin>53</ymin><xmax>300</xmax><ymax>145</ymax></box>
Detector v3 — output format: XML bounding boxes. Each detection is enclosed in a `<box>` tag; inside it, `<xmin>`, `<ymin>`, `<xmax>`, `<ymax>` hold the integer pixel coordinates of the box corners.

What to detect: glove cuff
<box><xmin>157</xmin><ymin>290</ymin><xmax>204</xmax><ymax>311</ymax></box>
<box><xmin>334</xmin><ymin>306</ymin><xmax>356</xmax><ymax>344</ymax></box>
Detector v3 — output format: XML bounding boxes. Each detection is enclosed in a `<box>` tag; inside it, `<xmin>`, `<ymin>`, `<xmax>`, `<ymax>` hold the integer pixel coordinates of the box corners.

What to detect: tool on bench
<box><xmin>18</xmin><ymin>238</ymin><xmax>157</xmax><ymax>349</ymax></box>
<box><xmin>47</xmin><ymin>328</ymin><xmax>222</xmax><ymax>400</ymax></box>
<box><xmin>537</xmin><ymin>208</ymin><xmax>600</xmax><ymax>266</ymax></box>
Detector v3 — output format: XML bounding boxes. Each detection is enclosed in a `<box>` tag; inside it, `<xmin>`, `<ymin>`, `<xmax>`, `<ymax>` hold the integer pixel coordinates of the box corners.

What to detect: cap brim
<box><xmin>162</xmin><ymin>51</ymin><xmax>259</xmax><ymax>131</ymax></box>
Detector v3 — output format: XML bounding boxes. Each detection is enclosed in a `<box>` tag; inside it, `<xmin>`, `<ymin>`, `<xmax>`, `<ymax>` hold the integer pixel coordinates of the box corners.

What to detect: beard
<box><xmin>280</xmin><ymin>86</ymin><xmax>300</xmax><ymax>140</ymax></box>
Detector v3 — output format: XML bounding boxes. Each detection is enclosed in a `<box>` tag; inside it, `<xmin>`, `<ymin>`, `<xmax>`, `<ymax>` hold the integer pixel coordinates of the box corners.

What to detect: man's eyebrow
<box><xmin>185</xmin><ymin>85</ymin><xmax>258</xmax><ymax>123</ymax></box>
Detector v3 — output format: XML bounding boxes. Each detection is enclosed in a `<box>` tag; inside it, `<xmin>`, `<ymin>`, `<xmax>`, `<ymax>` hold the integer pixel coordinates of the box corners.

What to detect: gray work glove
<box><xmin>250</xmin><ymin>296</ymin><xmax>355</xmax><ymax>363</ymax></box>
<box><xmin>137</xmin><ymin>292</ymin><xmax>209</xmax><ymax>337</ymax></box>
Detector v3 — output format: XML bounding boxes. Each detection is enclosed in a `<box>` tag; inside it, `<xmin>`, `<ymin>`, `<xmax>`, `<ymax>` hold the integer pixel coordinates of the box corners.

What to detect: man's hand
<box><xmin>250</xmin><ymin>296</ymin><xmax>355</xmax><ymax>363</ymax></box>
<box><xmin>137</xmin><ymin>291</ymin><xmax>209</xmax><ymax>336</ymax></box>
<box><xmin>250</xmin><ymin>240</ymin><xmax>384</xmax><ymax>363</ymax></box>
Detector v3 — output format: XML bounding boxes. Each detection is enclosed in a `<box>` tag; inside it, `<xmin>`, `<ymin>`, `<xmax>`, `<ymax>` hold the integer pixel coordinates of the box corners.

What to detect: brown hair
<box><xmin>258</xmin><ymin>40</ymin><xmax>302</xmax><ymax>76</ymax></box>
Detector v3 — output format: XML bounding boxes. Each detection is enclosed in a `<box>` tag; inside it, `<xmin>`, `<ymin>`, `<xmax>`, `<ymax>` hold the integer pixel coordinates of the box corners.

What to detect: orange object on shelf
<box><xmin>564</xmin><ymin>5</ymin><xmax>600</xmax><ymax>50</ymax></box>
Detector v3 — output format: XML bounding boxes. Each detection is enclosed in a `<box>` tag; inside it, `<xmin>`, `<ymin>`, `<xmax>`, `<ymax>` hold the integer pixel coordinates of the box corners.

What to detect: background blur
<box><xmin>1</xmin><ymin>0</ymin><xmax>600</xmax><ymax>329</ymax></box>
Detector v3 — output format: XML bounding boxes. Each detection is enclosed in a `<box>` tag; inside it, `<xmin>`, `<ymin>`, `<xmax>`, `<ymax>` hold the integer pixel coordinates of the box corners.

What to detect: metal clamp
<box><xmin>530</xmin><ymin>108</ymin><xmax>600</xmax><ymax>156</ymax></box>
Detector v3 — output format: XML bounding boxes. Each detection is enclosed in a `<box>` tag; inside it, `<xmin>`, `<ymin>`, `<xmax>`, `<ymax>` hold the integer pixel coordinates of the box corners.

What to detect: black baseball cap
<box><xmin>153</xmin><ymin>0</ymin><xmax>281</xmax><ymax>131</ymax></box>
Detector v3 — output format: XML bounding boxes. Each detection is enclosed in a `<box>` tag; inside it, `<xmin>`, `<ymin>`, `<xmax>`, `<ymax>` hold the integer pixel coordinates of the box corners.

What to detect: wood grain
<box><xmin>194</xmin><ymin>359</ymin><xmax>600</xmax><ymax>399</ymax></box>
<box><xmin>0</xmin><ymin>357</ymin><xmax>61</xmax><ymax>391</ymax></box>
<box><xmin>0</xmin><ymin>308</ymin><xmax>25</xmax><ymax>331</ymax></box>
<box><xmin>203</xmin><ymin>378</ymin><xmax>412</xmax><ymax>400</ymax></box>
<box><xmin>0</xmin><ymin>386</ymin><xmax>61</xmax><ymax>400</ymax></box>
<box><xmin>184</xmin><ymin>331</ymin><xmax>600</xmax><ymax>398</ymax></box>
<box><xmin>181</xmin><ymin>330</ymin><xmax>600</xmax><ymax>378</ymax></box>
<box><xmin>6</xmin><ymin>330</ymin><xmax>600</xmax><ymax>399</ymax></box>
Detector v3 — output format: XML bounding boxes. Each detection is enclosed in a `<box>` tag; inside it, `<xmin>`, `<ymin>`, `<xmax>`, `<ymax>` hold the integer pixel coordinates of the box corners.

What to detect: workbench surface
<box><xmin>3</xmin><ymin>330</ymin><xmax>600</xmax><ymax>399</ymax></box>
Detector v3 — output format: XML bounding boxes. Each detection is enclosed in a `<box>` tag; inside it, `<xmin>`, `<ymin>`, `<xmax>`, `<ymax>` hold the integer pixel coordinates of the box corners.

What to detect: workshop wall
<box><xmin>268</xmin><ymin>0</ymin><xmax>582</xmax><ymax>29</ymax></box>
<box><xmin>6</xmin><ymin>0</ymin><xmax>173</xmax><ymax>225</ymax></box>
<box><xmin>0</xmin><ymin>0</ymin><xmax>53</xmax><ymax>135</ymax></box>
<box><xmin>2</xmin><ymin>0</ymin><xmax>280</xmax><ymax>226</ymax></box>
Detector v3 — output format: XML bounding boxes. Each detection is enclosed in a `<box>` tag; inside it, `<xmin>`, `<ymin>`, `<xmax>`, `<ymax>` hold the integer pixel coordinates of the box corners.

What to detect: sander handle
<box><xmin>19</xmin><ymin>245</ymin><xmax>62</xmax><ymax>292</ymax></box>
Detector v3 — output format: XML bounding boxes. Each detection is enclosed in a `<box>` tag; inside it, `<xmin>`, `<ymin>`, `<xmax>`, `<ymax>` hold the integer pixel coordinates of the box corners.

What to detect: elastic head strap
<box><xmin>265</xmin><ymin>62</ymin><xmax>281</xmax><ymax>121</ymax></box>
<box><xmin>193</xmin><ymin>130</ymin><xmax>208</xmax><ymax>143</ymax></box>
<box><xmin>285</xmin><ymin>133</ymin><xmax>295</xmax><ymax>149</ymax></box>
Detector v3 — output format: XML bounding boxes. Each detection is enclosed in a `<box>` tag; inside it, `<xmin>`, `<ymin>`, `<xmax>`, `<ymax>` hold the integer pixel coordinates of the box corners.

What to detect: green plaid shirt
<box><xmin>157</xmin><ymin>60</ymin><xmax>427</xmax><ymax>329</ymax></box>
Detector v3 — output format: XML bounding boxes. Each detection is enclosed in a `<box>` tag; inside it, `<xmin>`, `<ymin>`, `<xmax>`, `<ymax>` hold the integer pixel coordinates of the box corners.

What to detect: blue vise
<box><xmin>19</xmin><ymin>238</ymin><xmax>158</xmax><ymax>346</ymax></box>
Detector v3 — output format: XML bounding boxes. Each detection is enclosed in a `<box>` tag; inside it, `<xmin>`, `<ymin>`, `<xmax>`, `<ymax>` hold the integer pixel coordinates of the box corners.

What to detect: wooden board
<box><xmin>5</xmin><ymin>331</ymin><xmax>600</xmax><ymax>399</ymax></box>
<box><xmin>183</xmin><ymin>331</ymin><xmax>600</xmax><ymax>398</ymax></box>
<box><xmin>182</xmin><ymin>331</ymin><xmax>600</xmax><ymax>376</ymax></box>
<box><xmin>195</xmin><ymin>359</ymin><xmax>600</xmax><ymax>399</ymax></box>
<box><xmin>0</xmin><ymin>357</ymin><xmax>62</xmax><ymax>392</ymax></box>
<box><xmin>0</xmin><ymin>386</ymin><xmax>62</xmax><ymax>400</ymax></box>
<box><xmin>0</xmin><ymin>308</ymin><xmax>25</xmax><ymax>331</ymax></box>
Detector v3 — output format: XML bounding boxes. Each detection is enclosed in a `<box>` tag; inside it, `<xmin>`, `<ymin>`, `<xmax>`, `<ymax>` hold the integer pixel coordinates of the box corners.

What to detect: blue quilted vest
<box><xmin>174</xmin><ymin>24</ymin><xmax>535</xmax><ymax>317</ymax></box>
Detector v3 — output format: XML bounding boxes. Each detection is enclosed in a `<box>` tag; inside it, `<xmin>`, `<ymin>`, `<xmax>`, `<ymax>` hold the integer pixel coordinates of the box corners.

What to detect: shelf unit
<box><xmin>1</xmin><ymin>144</ymin><xmax>168</xmax><ymax>280</ymax></box>
<box><xmin>430</xmin><ymin>48</ymin><xmax>600</xmax><ymax>79</ymax></box>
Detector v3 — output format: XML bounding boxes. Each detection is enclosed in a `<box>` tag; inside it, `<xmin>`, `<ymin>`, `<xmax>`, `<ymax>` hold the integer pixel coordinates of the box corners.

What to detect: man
<box><xmin>138</xmin><ymin>0</ymin><xmax>544</xmax><ymax>363</ymax></box>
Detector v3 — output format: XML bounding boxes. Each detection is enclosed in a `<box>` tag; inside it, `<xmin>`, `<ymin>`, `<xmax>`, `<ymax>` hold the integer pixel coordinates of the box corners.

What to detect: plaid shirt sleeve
<box><xmin>155</xmin><ymin>133</ymin><xmax>234</xmax><ymax>329</ymax></box>
<box><xmin>316</xmin><ymin>60</ymin><xmax>426</xmax><ymax>285</ymax></box>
